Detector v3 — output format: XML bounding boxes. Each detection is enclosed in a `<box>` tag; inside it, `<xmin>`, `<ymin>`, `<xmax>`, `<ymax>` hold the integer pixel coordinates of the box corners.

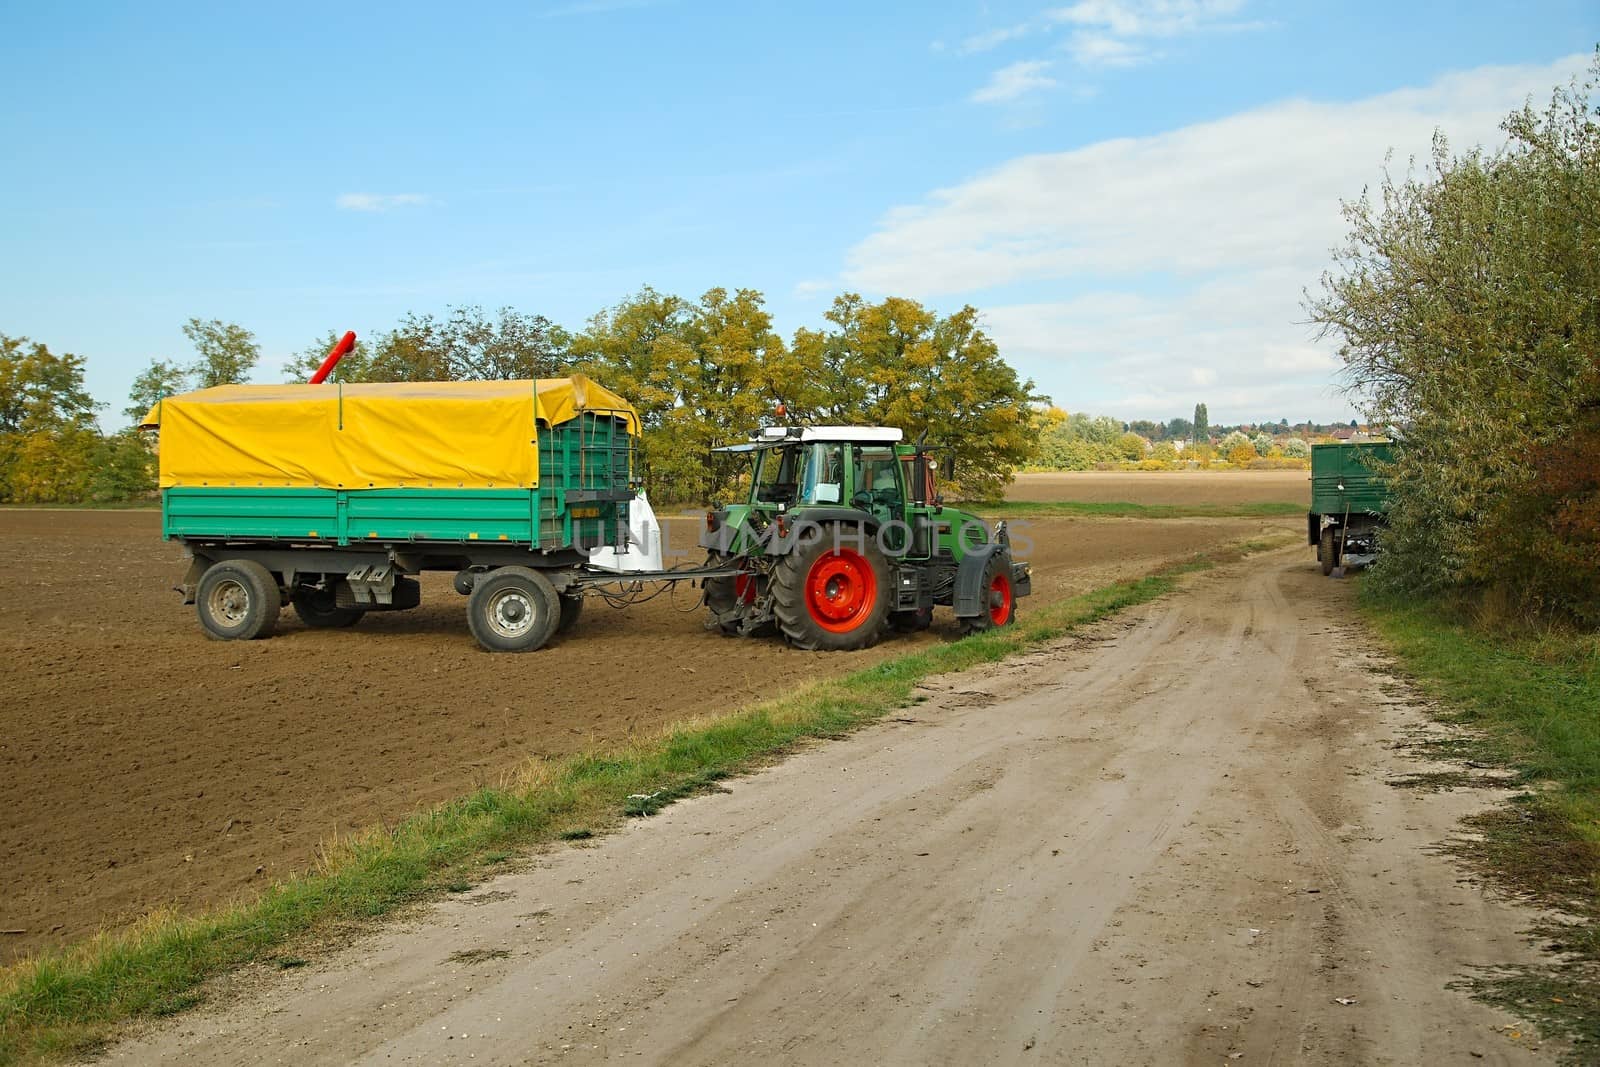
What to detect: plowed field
<box><xmin>0</xmin><ymin>484</ymin><xmax>1298</xmax><ymax>961</ymax></box>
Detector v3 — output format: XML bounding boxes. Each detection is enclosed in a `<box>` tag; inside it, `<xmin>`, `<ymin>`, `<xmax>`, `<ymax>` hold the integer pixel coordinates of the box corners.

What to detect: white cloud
<box><xmin>972</xmin><ymin>60</ymin><xmax>1060</xmax><ymax>104</ymax></box>
<box><xmin>844</xmin><ymin>55</ymin><xmax>1587</xmax><ymax>420</ymax></box>
<box><xmin>961</xmin><ymin>23</ymin><xmax>1036</xmax><ymax>54</ymax></box>
<box><xmin>1050</xmin><ymin>0</ymin><xmax>1248</xmax><ymax>38</ymax></box>
<box><xmin>1064</xmin><ymin>32</ymin><xmax>1149</xmax><ymax>67</ymax></box>
<box><xmin>335</xmin><ymin>193</ymin><xmax>429</xmax><ymax>212</ymax></box>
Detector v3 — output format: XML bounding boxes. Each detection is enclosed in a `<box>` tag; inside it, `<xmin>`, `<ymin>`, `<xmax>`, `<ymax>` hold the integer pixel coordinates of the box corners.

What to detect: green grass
<box><xmin>974</xmin><ymin>500</ymin><xmax>1304</xmax><ymax>519</ymax></box>
<box><xmin>0</xmin><ymin>549</ymin><xmax>1259</xmax><ymax>1065</ymax></box>
<box><xmin>1363</xmin><ymin>592</ymin><xmax>1600</xmax><ymax>1054</ymax></box>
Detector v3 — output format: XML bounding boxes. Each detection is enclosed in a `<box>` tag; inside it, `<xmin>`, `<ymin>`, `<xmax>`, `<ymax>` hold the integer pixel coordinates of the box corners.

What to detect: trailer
<box><xmin>1308</xmin><ymin>441</ymin><xmax>1394</xmax><ymax>575</ymax></box>
<box><xmin>142</xmin><ymin>375</ymin><xmax>675</xmax><ymax>652</ymax></box>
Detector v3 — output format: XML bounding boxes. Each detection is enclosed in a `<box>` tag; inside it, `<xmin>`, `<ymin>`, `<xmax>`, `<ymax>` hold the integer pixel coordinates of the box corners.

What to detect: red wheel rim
<box><xmin>988</xmin><ymin>572</ymin><xmax>1013</xmax><ymax>626</ymax></box>
<box><xmin>805</xmin><ymin>548</ymin><xmax>878</xmax><ymax>633</ymax></box>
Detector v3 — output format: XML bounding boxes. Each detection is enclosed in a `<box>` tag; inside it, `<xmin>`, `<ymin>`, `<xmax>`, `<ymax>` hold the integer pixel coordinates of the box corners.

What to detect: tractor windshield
<box><xmin>751</xmin><ymin>443</ymin><xmax>845</xmax><ymax>506</ymax></box>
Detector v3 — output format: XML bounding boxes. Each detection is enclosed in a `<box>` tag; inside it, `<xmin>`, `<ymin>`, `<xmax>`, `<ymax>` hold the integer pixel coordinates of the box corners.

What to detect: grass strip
<box><xmin>0</xmin><ymin>550</ymin><xmax>1251</xmax><ymax>1065</ymax></box>
<box><xmin>1363</xmin><ymin>592</ymin><xmax>1600</xmax><ymax>1054</ymax></box>
<box><xmin>975</xmin><ymin>500</ymin><xmax>1303</xmax><ymax>519</ymax></box>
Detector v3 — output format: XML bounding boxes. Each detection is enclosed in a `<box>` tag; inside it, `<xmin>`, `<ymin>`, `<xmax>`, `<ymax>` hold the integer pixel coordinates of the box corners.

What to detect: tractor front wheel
<box><xmin>772</xmin><ymin>523</ymin><xmax>890</xmax><ymax>651</ymax></box>
<box><xmin>958</xmin><ymin>555</ymin><xmax>1018</xmax><ymax>637</ymax></box>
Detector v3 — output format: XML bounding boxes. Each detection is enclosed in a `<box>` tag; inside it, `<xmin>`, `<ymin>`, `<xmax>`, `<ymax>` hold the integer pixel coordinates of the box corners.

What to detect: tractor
<box><xmin>700</xmin><ymin>425</ymin><xmax>1031</xmax><ymax>651</ymax></box>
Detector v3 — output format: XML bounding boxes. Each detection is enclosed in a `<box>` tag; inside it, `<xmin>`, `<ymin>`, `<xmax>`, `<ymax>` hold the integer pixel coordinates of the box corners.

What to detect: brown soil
<box><xmin>1010</xmin><ymin>469</ymin><xmax>1308</xmax><ymax>504</ymax></box>
<box><xmin>107</xmin><ymin>551</ymin><xmax>1554</xmax><ymax>1065</ymax></box>
<box><xmin>0</xmin><ymin>508</ymin><xmax>1289</xmax><ymax>962</ymax></box>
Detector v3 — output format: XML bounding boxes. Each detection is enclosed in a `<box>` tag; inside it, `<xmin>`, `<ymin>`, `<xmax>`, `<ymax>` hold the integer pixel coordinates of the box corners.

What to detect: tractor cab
<box><xmin>701</xmin><ymin>425</ymin><xmax>1031</xmax><ymax>651</ymax></box>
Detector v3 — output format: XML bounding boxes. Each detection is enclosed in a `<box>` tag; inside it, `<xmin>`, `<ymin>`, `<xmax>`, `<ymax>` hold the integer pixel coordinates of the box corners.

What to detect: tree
<box><xmin>786</xmin><ymin>295</ymin><xmax>1041</xmax><ymax>500</ymax></box>
<box><xmin>126</xmin><ymin>359</ymin><xmax>190</xmax><ymax>423</ymax></box>
<box><xmin>1166</xmin><ymin>416</ymin><xmax>1193</xmax><ymax>440</ymax></box>
<box><xmin>0</xmin><ymin>334</ymin><xmax>100</xmax><ymax>433</ymax></box>
<box><xmin>1282</xmin><ymin>437</ymin><xmax>1310</xmax><ymax>459</ymax></box>
<box><xmin>1309</xmin><ymin>55</ymin><xmax>1600</xmax><ymax>615</ymax></box>
<box><xmin>1115</xmin><ymin>432</ymin><xmax>1149</xmax><ymax>461</ymax></box>
<box><xmin>1251</xmin><ymin>431</ymin><xmax>1274</xmax><ymax>456</ymax></box>
<box><xmin>183</xmin><ymin>318</ymin><xmax>259</xmax><ymax>388</ymax></box>
<box><xmin>1192</xmin><ymin>403</ymin><xmax>1209</xmax><ymax>444</ymax></box>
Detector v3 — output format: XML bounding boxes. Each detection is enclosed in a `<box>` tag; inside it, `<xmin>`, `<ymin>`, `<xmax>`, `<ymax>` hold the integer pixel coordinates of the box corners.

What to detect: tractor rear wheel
<box><xmin>467</xmin><ymin>567</ymin><xmax>560</xmax><ymax>652</ymax></box>
<box><xmin>1320</xmin><ymin>528</ymin><xmax>1339</xmax><ymax>576</ymax></box>
<box><xmin>291</xmin><ymin>585</ymin><xmax>363</xmax><ymax>628</ymax></box>
<box><xmin>772</xmin><ymin>523</ymin><xmax>890</xmax><ymax>651</ymax></box>
<box><xmin>958</xmin><ymin>554</ymin><xmax>1017</xmax><ymax>637</ymax></box>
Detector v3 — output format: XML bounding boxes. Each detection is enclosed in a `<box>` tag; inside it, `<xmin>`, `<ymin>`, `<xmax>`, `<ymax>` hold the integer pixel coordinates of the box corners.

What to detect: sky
<box><xmin>1</xmin><ymin>1</ymin><xmax>1595</xmax><ymax>430</ymax></box>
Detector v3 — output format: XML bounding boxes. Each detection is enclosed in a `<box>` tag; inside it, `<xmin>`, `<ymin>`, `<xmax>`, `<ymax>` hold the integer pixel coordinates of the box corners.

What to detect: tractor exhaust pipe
<box><xmin>308</xmin><ymin>331</ymin><xmax>357</xmax><ymax>384</ymax></box>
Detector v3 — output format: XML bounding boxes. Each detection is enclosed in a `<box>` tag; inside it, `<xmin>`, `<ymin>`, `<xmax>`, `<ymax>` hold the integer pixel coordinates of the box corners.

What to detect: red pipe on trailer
<box><xmin>308</xmin><ymin>331</ymin><xmax>357</xmax><ymax>384</ymax></box>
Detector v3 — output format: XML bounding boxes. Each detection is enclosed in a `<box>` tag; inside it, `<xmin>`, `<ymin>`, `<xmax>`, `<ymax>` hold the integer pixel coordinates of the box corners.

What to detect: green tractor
<box><xmin>700</xmin><ymin>426</ymin><xmax>1031</xmax><ymax>651</ymax></box>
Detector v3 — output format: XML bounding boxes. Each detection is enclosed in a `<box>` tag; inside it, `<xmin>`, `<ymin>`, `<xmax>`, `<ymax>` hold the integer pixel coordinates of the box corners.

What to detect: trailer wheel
<box><xmin>1320</xmin><ymin>528</ymin><xmax>1339</xmax><ymax>576</ymax></box>
<box><xmin>291</xmin><ymin>586</ymin><xmax>363</xmax><ymax>629</ymax></box>
<box><xmin>771</xmin><ymin>522</ymin><xmax>890</xmax><ymax>651</ymax></box>
<box><xmin>467</xmin><ymin>567</ymin><xmax>559</xmax><ymax>652</ymax></box>
<box><xmin>958</xmin><ymin>554</ymin><xmax>1017</xmax><ymax>636</ymax></box>
<box><xmin>196</xmin><ymin>559</ymin><xmax>281</xmax><ymax>641</ymax></box>
<box><xmin>556</xmin><ymin>593</ymin><xmax>583</xmax><ymax>636</ymax></box>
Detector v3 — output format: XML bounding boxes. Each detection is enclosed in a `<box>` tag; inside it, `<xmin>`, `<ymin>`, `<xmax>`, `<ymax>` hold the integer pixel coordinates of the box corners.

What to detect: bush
<box><xmin>1310</xmin><ymin>58</ymin><xmax>1600</xmax><ymax>618</ymax></box>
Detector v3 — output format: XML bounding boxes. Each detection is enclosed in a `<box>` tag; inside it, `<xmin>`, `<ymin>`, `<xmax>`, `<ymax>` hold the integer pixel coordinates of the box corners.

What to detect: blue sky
<box><xmin>2</xmin><ymin>1</ymin><xmax>1595</xmax><ymax>428</ymax></box>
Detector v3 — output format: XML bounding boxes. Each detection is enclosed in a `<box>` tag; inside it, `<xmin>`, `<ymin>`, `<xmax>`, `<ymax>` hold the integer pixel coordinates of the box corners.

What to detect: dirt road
<box><xmin>108</xmin><ymin>550</ymin><xmax>1549</xmax><ymax>1064</ymax></box>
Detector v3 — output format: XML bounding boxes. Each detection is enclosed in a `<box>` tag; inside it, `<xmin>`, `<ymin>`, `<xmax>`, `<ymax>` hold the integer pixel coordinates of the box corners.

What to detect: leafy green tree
<box><xmin>1282</xmin><ymin>437</ymin><xmax>1310</xmax><ymax>459</ymax></box>
<box><xmin>1166</xmin><ymin>416</ymin><xmax>1193</xmax><ymax>440</ymax></box>
<box><xmin>182</xmin><ymin>318</ymin><xmax>259</xmax><ymax>388</ymax></box>
<box><xmin>1309</xmin><ymin>55</ymin><xmax>1600</xmax><ymax>614</ymax></box>
<box><xmin>1251</xmin><ymin>432</ymin><xmax>1274</xmax><ymax>456</ymax></box>
<box><xmin>88</xmin><ymin>429</ymin><xmax>157</xmax><ymax>501</ymax></box>
<box><xmin>1115</xmin><ymin>431</ymin><xmax>1149</xmax><ymax>461</ymax></box>
<box><xmin>786</xmin><ymin>295</ymin><xmax>1040</xmax><ymax>500</ymax></box>
<box><xmin>0</xmin><ymin>334</ymin><xmax>99</xmax><ymax>433</ymax></box>
<box><xmin>125</xmin><ymin>359</ymin><xmax>190</xmax><ymax>423</ymax></box>
<box><xmin>1192</xmin><ymin>403</ymin><xmax>1209</xmax><ymax>443</ymax></box>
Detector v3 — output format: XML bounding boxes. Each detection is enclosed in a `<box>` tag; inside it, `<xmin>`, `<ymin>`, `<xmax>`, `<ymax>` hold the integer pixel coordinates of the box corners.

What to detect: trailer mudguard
<box><xmin>954</xmin><ymin>542</ymin><xmax>1010</xmax><ymax>617</ymax></box>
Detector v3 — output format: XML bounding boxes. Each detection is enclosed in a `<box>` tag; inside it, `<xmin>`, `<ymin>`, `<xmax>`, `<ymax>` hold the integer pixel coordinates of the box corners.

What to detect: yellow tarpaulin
<box><xmin>141</xmin><ymin>376</ymin><xmax>640</xmax><ymax>490</ymax></box>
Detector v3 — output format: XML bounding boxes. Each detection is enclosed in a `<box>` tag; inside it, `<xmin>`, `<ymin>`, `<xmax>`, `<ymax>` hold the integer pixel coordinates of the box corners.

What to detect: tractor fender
<box><xmin>954</xmin><ymin>542</ymin><xmax>1010</xmax><ymax>618</ymax></box>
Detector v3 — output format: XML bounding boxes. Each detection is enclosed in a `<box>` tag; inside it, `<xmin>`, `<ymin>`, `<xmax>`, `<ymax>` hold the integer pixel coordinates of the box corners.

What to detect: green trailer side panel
<box><xmin>164</xmin><ymin>488</ymin><xmax>541</xmax><ymax>545</ymax></box>
<box><xmin>163</xmin><ymin>411</ymin><xmax>636</xmax><ymax>549</ymax></box>
<box><xmin>1310</xmin><ymin>442</ymin><xmax>1394</xmax><ymax>517</ymax></box>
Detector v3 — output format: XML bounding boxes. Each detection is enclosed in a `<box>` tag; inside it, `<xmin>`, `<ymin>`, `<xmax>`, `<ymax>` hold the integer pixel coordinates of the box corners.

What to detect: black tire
<box><xmin>291</xmin><ymin>585</ymin><xmax>363</xmax><ymax>628</ymax></box>
<box><xmin>1320</xmin><ymin>527</ymin><xmax>1338</xmax><ymax>576</ymax></box>
<box><xmin>466</xmin><ymin>567</ymin><xmax>560</xmax><ymax>652</ymax></box>
<box><xmin>888</xmin><ymin>606</ymin><xmax>933</xmax><ymax>633</ymax></box>
<box><xmin>771</xmin><ymin>523</ymin><xmax>890</xmax><ymax>651</ymax></box>
<box><xmin>556</xmin><ymin>593</ymin><xmax>583</xmax><ymax>635</ymax></box>
<box><xmin>196</xmin><ymin>559</ymin><xmax>281</xmax><ymax>641</ymax></box>
<box><xmin>958</xmin><ymin>554</ymin><xmax>1019</xmax><ymax>637</ymax></box>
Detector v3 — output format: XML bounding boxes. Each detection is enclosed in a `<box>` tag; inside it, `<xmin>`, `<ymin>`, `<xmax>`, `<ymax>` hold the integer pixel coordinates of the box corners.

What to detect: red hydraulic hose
<box><xmin>308</xmin><ymin>331</ymin><xmax>357</xmax><ymax>384</ymax></box>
